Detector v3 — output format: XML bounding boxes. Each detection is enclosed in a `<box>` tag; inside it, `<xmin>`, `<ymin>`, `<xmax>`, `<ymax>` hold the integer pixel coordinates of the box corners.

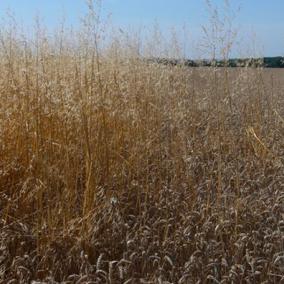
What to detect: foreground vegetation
<box><xmin>0</xmin><ymin>3</ymin><xmax>284</xmax><ymax>284</ymax></box>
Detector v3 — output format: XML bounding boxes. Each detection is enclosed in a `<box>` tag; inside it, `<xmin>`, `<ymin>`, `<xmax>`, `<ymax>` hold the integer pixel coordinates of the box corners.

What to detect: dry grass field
<box><xmin>0</xmin><ymin>3</ymin><xmax>284</xmax><ymax>283</ymax></box>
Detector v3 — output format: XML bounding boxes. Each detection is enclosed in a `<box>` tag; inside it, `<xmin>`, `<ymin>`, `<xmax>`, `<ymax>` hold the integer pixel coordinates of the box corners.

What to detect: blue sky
<box><xmin>0</xmin><ymin>0</ymin><xmax>283</xmax><ymax>57</ymax></box>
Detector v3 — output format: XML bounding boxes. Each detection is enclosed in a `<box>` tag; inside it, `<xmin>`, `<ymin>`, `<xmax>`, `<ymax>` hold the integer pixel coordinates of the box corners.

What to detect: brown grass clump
<box><xmin>0</xmin><ymin>2</ymin><xmax>284</xmax><ymax>283</ymax></box>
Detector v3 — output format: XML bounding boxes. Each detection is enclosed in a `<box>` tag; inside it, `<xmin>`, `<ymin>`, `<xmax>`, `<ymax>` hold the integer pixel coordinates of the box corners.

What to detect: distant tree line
<box><xmin>146</xmin><ymin>56</ymin><xmax>284</xmax><ymax>68</ymax></box>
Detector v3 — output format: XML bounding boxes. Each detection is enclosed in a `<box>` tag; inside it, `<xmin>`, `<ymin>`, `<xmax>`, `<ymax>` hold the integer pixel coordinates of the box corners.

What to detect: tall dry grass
<box><xmin>0</xmin><ymin>1</ymin><xmax>283</xmax><ymax>283</ymax></box>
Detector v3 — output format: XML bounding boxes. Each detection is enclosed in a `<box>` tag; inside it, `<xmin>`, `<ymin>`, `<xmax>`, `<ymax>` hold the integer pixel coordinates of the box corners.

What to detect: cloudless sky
<box><xmin>0</xmin><ymin>0</ymin><xmax>283</xmax><ymax>57</ymax></box>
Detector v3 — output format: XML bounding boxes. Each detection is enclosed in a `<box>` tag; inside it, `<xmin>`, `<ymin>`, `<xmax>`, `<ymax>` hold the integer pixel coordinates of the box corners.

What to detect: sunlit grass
<box><xmin>0</xmin><ymin>1</ymin><xmax>283</xmax><ymax>282</ymax></box>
